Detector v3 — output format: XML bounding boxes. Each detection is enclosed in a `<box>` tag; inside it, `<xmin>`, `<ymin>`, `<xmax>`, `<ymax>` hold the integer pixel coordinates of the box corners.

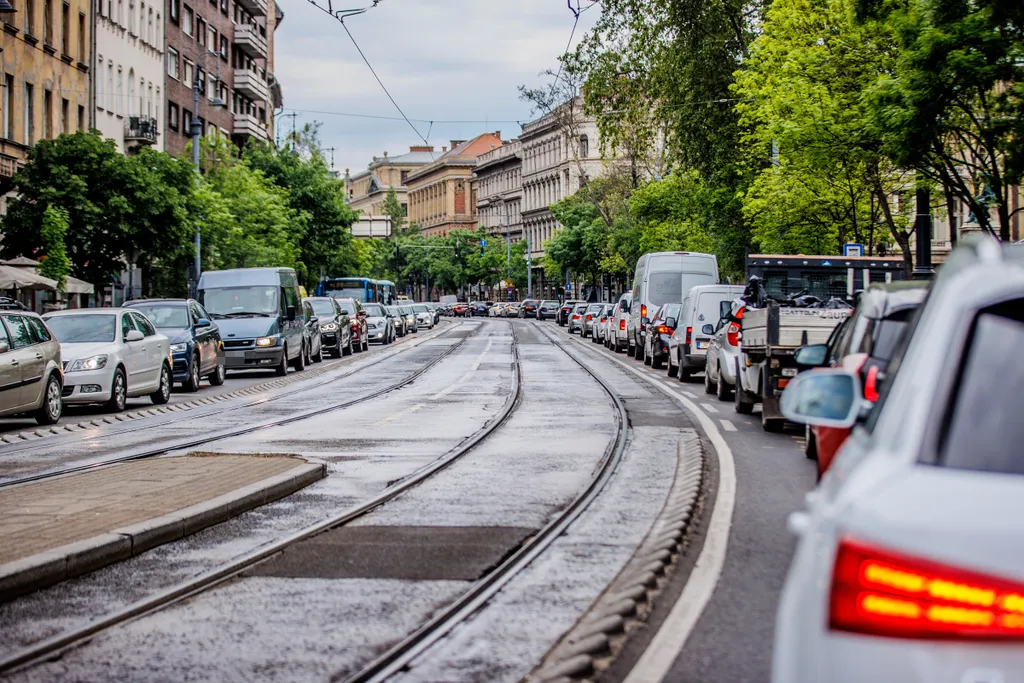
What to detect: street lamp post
<box><xmin>189</xmin><ymin>50</ymin><xmax>227</xmax><ymax>297</ymax></box>
<box><xmin>911</xmin><ymin>184</ymin><xmax>935</xmax><ymax>280</ymax></box>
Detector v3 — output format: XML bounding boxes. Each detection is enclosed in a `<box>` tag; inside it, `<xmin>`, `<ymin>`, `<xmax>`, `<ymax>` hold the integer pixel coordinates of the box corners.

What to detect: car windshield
<box><xmin>201</xmin><ymin>286</ymin><xmax>279</xmax><ymax>318</ymax></box>
<box><xmin>307</xmin><ymin>299</ymin><xmax>337</xmax><ymax>318</ymax></box>
<box><xmin>587</xmin><ymin>304</ymin><xmax>603</xmax><ymax>313</ymax></box>
<box><xmin>363</xmin><ymin>304</ymin><xmax>386</xmax><ymax>317</ymax></box>
<box><xmin>336</xmin><ymin>301</ymin><xmax>357</xmax><ymax>315</ymax></box>
<box><xmin>401</xmin><ymin>307</ymin><xmax>414</xmax><ymax>315</ymax></box>
<box><xmin>386</xmin><ymin>306</ymin><xmax>401</xmax><ymax>316</ymax></box>
<box><xmin>413</xmin><ymin>305</ymin><xmax>429</xmax><ymax>313</ymax></box>
<box><xmin>127</xmin><ymin>304</ymin><xmax>189</xmax><ymax>329</ymax></box>
<box><xmin>543</xmin><ymin>300</ymin><xmax>558</xmax><ymax>306</ymax></box>
<box><xmin>44</xmin><ymin>314</ymin><xmax>117</xmax><ymax>343</ymax></box>
<box><xmin>574</xmin><ymin>305</ymin><xmax>588</xmax><ymax>313</ymax></box>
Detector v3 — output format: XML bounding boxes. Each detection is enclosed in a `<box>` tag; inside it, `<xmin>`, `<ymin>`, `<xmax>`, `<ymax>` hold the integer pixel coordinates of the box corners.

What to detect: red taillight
<box><xmin>727</xmin><ymin>322</ymin><xmax>740</xmax><ymax>347</ymax></box>
<box><xmin>586</xmin><ymin>314</ymin><xmax>593</xmax><ymax>321</ymax></box>
<box><xmin>573</xmin><ymin>314</ymin><xmax>580</xmax><ymax>320</ymax></box>
<box><xmin>864</xmin><ymin>365</ymin><xmax>880</xmax><ymax>402</ymax></box>
<box><xmin>619</xmin><ymin>319</ymin><xmax>626</xmax><ymax>330</ymax></box>
<box><xmin>641</xmin><ymin>304</ymin><xmax>647</xmax><ymax>319</ymax></box>
<box><xmin>656</xmin><ymin>325</ymin><xmax>671</xmax><ymax>335</ymax></box>
<box><xmin>685</xmin><ymin>326</ymin><xmax>692</xmax><ymax>345</ymax></box>
<box><xmin>830</xmin><ymin>538</ymin><xmax>1024</xmax><ymax>640</ymax></box>
<box><xmin>735</xmin><ymin>306</ymin><xmax>745</xmax><ymax>320</ymax></box>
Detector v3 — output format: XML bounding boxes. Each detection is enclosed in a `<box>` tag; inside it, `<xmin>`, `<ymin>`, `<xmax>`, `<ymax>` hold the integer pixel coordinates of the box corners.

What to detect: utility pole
<box><xmin>912</xmin><ymin>183</ymin><xmax>935</xmax><ymax>280</ymax></box>
<box><xmin>526</xmin><ymin>227</ymin><xmax>533</xmax><ymax>299</ymax></box>
<box><xmin>189</xmin><ymin>50</ymin><xmax>226</xmax><ymax>297</ymax></box>
<box><xmin>506</xmin><ymin>211</ymin><xmax>511</xmax><ymax>301</ymax></box>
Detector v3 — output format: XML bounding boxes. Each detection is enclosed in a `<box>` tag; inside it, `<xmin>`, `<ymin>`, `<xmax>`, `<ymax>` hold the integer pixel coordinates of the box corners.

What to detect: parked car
<box><xmin>335</xmin><ymin>298</ymin><xmax>369</xmax><ymax>352</ymax></box>
<box><xmin>198</xmin><ymin>267</ymin><xmax>307</xmax><ymax>376</ymax></box>
<box><xmin>387</xmin><ymin>305</ymin><xmax>408</xmax><ymax>337</ymax></box>
<box><xmin>643</xmin><ymin>303</ymin><xmax>681</xmax><ymax>368</ymax></box>
<box><xmin>453</xmin><ymin>302</ymin><xmax>470</xmax><ymax>318</ymax></box>
<box><xmin>520</xmin><ymin>299</ymin><xmax>540</xmax><ymax>318</ymax></box>
<box><xmin>399</xmin><ymin>305</ymin><xmax>419</xmax><ymax>332</ymax></box>
<box><xmin>568</xmin><ymin>303</ymin><xmax>588</xmax><ymax>334</ymax></box>
<box><xmin>489</xmin><ymin>303</ymin><xmax>505</xmax><ymax>318</ymax></box>
<box><xmin>592</xmin><ymin>304</ymin><xmax>614</xmax><ymax>344</ymax></box>
<box><xmin>0</xmin><ymin>309</ymin><xmax>63</xmax><ymax>425</ymax></box>
<box><xmin>581</xmin><ymin>303</ymin><xmax>605</xmax><ymax>338</ymax></box>
<box><xmin>362</xmin><ymin>303</ymin><xmax>395</xmax><ymax>344</ymax></box>
<box><xmin>702</xmin><ymin>298</ymin><xmax>745</xmax><ymax>397</ymax></box>
<box><xmin>669</xmin><ymin>284</ymin><xmax>746</xmax><ymax>381</ymax></box>
<box><xmin>412</xmin><ymin>304</ymin><xmax>435</xmax><ymax>330</ymax></box>
<box><xmin>470</xmin><ymin>301</ymin><xmax>488</xmax><ymax>317</ymax></box>
<box><xmin>124</xmin><ymin>298</ymin><xmax>226</xmax><ymax>391</ymax></box>
<box><xmin>301</xmin><ymin>299</ymin><xmax>324</xmax><ymax>363</ymax></box>
<box><xmin>429</xmin><ymin>302</ymin><xmax>442</xmax><ymax>325</ymax></box>
<box><xmin>772</xmin><ymin>238</ymin><xmax>1019</xmax><ymax>683</ymax></box>
<box><xmin>44</xmin><ymin>308</ymin><xmax>171</xmax><ymax>412</ymax></box>
<box><xmin>537</xmin><ymin>300</ymin><xmax>560</xmax><ymax>320</ymax></box>
<box><xmin>607</xmin><ymin>293</ymin><xmax>632</xmax><ymax>352</ymax></box>
<box><xmin>629</xmin><ymin>251</ymin><xmax>719</xmax><ymax>358</ymax></box>
<box><xmin>793</xmin><ymin>281</ymin><xmax>928</xmax><ymax>478</ymax></box>
<box><xmin>557</xmin><ymin>300</ymin><xmax>581</xmax><ymax>326</ymax></box>
<box><xmin>304</xmin><ymin>296</ymin><xmax>353</xmax><ymax>358</ymax></box>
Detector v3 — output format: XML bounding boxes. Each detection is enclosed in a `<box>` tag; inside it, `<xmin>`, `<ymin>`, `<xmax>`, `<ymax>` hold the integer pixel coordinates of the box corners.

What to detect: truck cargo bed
<box><xmin>742</xmin><ymin>303</ymin><xmax>849</xmax><ymax>351</ymax></box>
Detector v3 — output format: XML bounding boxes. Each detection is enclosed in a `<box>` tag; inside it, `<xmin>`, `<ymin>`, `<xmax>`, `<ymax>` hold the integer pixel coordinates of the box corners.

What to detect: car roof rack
<box><xmin>0</xmin><ymin>297</ymin><xmax>28</xmax><ymax>310</ymax></box>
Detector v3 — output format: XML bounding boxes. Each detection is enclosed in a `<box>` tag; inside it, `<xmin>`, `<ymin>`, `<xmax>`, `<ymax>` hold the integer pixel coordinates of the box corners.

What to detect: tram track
<box><xmin>0</xmin><ymin>321</ymin><xmax>522</xmax><ymax>675</ymax></box>
<box><xmin>0</xmin><ymin>321</ymin><xmax>468</xmax><ymax>489</ymax></box>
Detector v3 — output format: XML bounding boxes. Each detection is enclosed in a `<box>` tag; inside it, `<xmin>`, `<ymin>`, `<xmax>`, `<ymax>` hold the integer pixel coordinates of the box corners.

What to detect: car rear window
<box><xmin>938</xmin><ymin>301</ymin><xmax>1024</xmax><ymax>475</ymax></box>
<box><xmin>587</xmin><ymin>304</ymin><xmax>603</xmax><ymax>313</ymax></box>
<box><xmin>870</xmin><ymin>310</ymin><xmax>914</xmax><ymax>361</ymax></box>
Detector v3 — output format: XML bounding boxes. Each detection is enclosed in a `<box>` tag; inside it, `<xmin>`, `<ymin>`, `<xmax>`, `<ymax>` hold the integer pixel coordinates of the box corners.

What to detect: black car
<box><xmin>304</xmin><ymin>296</ymin><xmax>354</xmax><ymax>357</ymax></box>
<box><xmin>520</xmin><ymin>299</ymin><xmax>540</xmax><ymax>318</ymax></box>
<box><xmin>470</xmin><ymin>301</ymin><xmax>488</xmax><ymax>317</ymax></box>
<box><xmin>124</xmin><ymin>298</ymin><xmax>226</xmax><ymax>391</ymax></box>
<box><xmin>387</xmin><ymin>305</ymin><xmax>408</xmax><ymax>336</ymax></box>
<box><xmin>302</xmin><ymin>299</ymin><xmax>324</xmax><ymax>363</ymax></box>
<box><xmin>643</xmin><ymin>303</ymin><xmax>681</xmax><ymax>370</ymax></box>
<box><xmin>537</xmin><ymin>300</ymin><xmax>559</xmax><ymax>320</ymax></box>
<box><xmin>557</xmin><ymin>300</ymin><xmax>581</xmax><ymax>326</ymax></box>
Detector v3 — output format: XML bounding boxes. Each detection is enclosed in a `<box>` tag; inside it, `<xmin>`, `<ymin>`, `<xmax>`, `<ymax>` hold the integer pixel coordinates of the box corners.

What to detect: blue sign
<box><xmin>565</xmin><ymin>284</ymin><xmax>572</xmax><ymax>290</ymax></box>
<box><xmin>842</xmin><ymin>243</ymin><xmax>864</xmax><ymax>257</ymax></box>
<box><xmin>480</xmin><ymin>240</ymin><xmax>487</xmax><ymax>247</ymax></box>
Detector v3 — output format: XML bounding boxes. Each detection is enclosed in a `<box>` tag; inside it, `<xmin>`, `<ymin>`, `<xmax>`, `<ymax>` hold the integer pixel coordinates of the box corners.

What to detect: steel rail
<box><xmin>0</xmin><ymin>321</ymin><xmax>522</xmax><ymax>675</ymax></box>
<box><xmin>339</xmin><ymin>320</ymin><xmax>629</xmax><ymax>683</ymax></box>
<box><xmin>0</xmin><ymin>322</ymin><xmax>469</xmax><ymax>490</ymax></box>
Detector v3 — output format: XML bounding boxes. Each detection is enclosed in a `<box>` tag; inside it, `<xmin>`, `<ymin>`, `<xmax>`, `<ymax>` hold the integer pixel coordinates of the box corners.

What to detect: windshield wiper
<box><xmin>222</xmin><ymin>311</ymin><xmax>273</xmax><ymax>318</ymax></box>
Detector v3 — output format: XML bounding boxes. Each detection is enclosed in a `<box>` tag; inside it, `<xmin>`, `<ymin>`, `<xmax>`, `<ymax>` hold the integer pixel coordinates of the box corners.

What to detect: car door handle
<box><xmin>9</xmin><ymin>359</ymin><xmax>18</xmax><ymax>366</ymax></box>
<box><xmin>34</xmin><ymin>353</ymin><xmax>43</xmax><ymax>360</ymax></box>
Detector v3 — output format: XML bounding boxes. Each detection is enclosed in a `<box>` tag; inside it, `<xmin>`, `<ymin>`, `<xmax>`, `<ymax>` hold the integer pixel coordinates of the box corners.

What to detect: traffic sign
<box><xmin>566</xmin><ymin>284</ymin><xmax>572</xmax><ymax>290</ymax></box>
<box><xmin>480</xmin><ymin>240</ymin><xmax>487</xmax><ymax>247</ymax></box>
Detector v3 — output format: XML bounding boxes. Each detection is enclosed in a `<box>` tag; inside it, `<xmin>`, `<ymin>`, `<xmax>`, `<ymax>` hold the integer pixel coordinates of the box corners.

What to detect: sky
<box><xmin>273</xmin><ymin>0</ymin><xmax>599</xmax><ymax>175</ymax></box>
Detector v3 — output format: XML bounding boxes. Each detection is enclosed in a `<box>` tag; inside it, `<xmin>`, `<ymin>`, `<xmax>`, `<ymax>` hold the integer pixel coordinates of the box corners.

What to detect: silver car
<box><xmin>361</xmin><ymin>303</ymin><xmax>395</xmax><ymax>344</ymax></box>
<box><xmin>581</xmin><ymin>303</ymin><xmax>604</xmax><ymax>338</ymax></box>
<box><xmin>592</xmin><ymin>304</ymin><xmax>614</xmax><ymax>344</ymax></box>
<box><xmin>0</xmin><ymin>308</ymin><xmax>63</xmax><ymax>425</ymax></box>
<box><xmin>774</xmin><ymin>237</ymin><xmax>1023</xmax><ymax>683</ymax></box>
<box><xmin>701</xmin><ymin>298</ymin><xmax>744</xmax><ymax>398</ymax></box>
<box><xmin>606</xmin><ymin>293</ymin><xmax>631</xmax><ymax>352</ymax></box>
<box><xmin>412</xmin><ymin>304</ymin><xmax>434</xmax><ymax>330</ymax></box>
<box><xmin>399</xmin><ymin>306</ymin><xmax>418</xmax><ymax>333</ymax></box>
<box><xmin>567</xmin><ymin>303</ymin><xmax>588</xmax><ymax>334</ymax></box>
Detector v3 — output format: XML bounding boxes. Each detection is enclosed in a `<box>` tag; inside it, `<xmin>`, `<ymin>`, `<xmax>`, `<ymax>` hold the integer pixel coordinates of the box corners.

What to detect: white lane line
<box><xmin>561</xmin><ymin>334</ymin><xmax>737</xmax><ymax>683</ymax></box>
<box><xmin>719</xmin><ymin>419</ymin><xmax>737</xmax><ymax>432</ymax></box>
<box><xmin>431</xmin><ymin>339</ymin><xmax>493</xmax><ymax>400</ymax></box>
<box><xmin>700</xmin><ymin>403</ymin><xmax>719</xmax><ymax>414</ymax></box>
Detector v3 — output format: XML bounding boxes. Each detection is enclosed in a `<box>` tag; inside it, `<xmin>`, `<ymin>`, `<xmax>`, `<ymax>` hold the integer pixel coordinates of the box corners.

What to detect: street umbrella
<box><xmin>0</xmin><ymin>265</ymin><xmax>57</xmax><ymax>291</ymax></box>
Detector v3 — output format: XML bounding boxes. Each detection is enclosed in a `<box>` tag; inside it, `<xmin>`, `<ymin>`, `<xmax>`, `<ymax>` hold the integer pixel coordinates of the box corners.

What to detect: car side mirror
<box><xmin>795</xmin><ymin>344</ymin><xmax>829</xmax><ymax>368</ymax></box>
<box><xmin>780</xmin><ymin>369</ymin><xmax>863</xmax><ymax>428</ymax></box>
<box><xmin>702</xmin><ymin>324</ymin><xmax>715</xmax><ymax>335</ymax></box>
<box><xmin>0</xmin><ymin>340</ymin><xmax>9</xmax><ymax>353</ymax></box>
<box><xmin>665</xmin><ymin>317</ymin><xmax>677</xmax><ymax>329</ymax></box>
<box><xmin>309</xmin><ymin>316</ymin><xmax>319</xmax><ymax>325</ymax></box>
<box><xmin>126</xmin><ymin>329</ymin><xmax>145</xmax><ymax>342</ymax></box>
<box><xmin>719</xmin><ymin>300</ymin><xmax>732</xmax><ymax>322</ymax></box>
<box><xmin>286</xmin><ymin>305</ymin><xmax>296</xmax><ymax>322</ymax></box>
<box><xmin>195</xmin><ymin>318</ymin><xmax>212</xmax><ymax>328</ymax></box>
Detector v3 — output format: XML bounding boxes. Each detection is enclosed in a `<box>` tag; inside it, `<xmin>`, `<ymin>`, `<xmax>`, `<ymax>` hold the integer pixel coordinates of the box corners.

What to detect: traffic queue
<box><xmin>0</xmin><ymin>267</ymin><xmax>445</xmax><ymax>427</ymax></box>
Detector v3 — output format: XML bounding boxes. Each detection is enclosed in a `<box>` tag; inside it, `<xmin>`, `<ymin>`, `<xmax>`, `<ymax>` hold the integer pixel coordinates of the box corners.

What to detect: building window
<box><xmin>24</xmin><ymin>82</ymin><xmax>33</xmax><ymax>145</ymax></box>
<box><xmin>107</xmin><ymin>62</ymin><xmax>113</xmax><ymax>111</ymax></box>
<box><xmin>196</xmin><ymin>16</ymin><xmax>204</xmax><ymax>45</ymax></box>
<box><xmin>61</xmin><ymin>2</ymin><xmax>68</xmax><ymax>53</ymax></box>
<box><xmin>3</xmin><ymin>0</ymin><xmax>15</xmax><ymax>26</ymax></box>
<box><xmin>43</xmin><ymin>0</ymin><xmax>53</xmax><ymax>43</ymax></box>
<box><xmin>207</xmin><ymin>24</ymin><xmax>215</xmax><ymax>50</ymax></box>
<box><xmin>182</xmin><ymin>4</ymin><xmax>191</xmax><ymax>35</ymax></box>
<box><xmin>401</xmin><ymin>203</ymin><xmax>408</xmax><ymax>217</ymax></box>
<box><xmin>116</xmin><ymin>67</ymin><xmax>123</xmax><ymax>116</ymax></box>
<box><xmin>182</xmin><ymin>59</ymin><xmax>193</xmax><ymax>87</ymax></box>
<box><xmin>60</xmin><ymin>97</ymin><xmax>68</xmax><ymax>134</ymax></box>
<box><xmin>167</xmin><ymin>47</ymin><xmax>179</xmax><ymax>79</ymax></box>
<box><xmin>207</xmin><ymin>73</ymin><xmax>215</xmax><ymax>100</ymax></box>
<box><xmin>197</xmin><ymin>68</ymin><xmax>205</xmax><ymax>97</ymax></box>
<box><xmin>1</xmin><ymin>75</ymin><xmax>11</xmax><ymax>140</ymax></box>
<box><xmin>127</xmin><ymin>0</ymin><xmax>133</xmax><ymax>34</ymax></box>
<box><xmin>153</xmin><ymin>86</ymin><xmax>159</xmax><ymax>123</ymax></box>
<box><xmin>24</xmin><ymin>0</ymin><xmax>35</xmax><ymax>36</ymax></box>
<box><xmin>77</xmin><ymin>104</ymin><xmax>84</xmax><ymax>131</ymax></box>
<box><xmin>219</xmin><ymin>0</ymin><xmax>225</xmax><ymax>14</ymax></box>
<box><xmin>116</xmin><ymin>0</ymin><xmax>121</xmax><ymax>25</ymax></box>
<box><xmin>168</xmin><ymin>102</ymin><xmax>179</xmax><ymax>131</ymax></box>
<box><xmin>147</xmin><ymin>7</ymin><xmax>152</xmax><ymax>44</ymax></box>
<box><xmin>169</xmin><ymin>0</ymin><xmax>177</xmax><ymax>22</ymax></box>
<box><xmin>579</xmin><ymin>134</ymin><xmax>589</xmax><ymax>158</ymax></box>
<box><xmin>219</xmin><ymin>34</ymin><xmax>228</xmax><ymax>59</ymax></box>
<box><xmin>77</xmin><ymin>12</ymin><xmax>85</xmax><ymax>61</ymax></box>
<box><xmin>401</xmin><ymin>170</ymin><xmax>409</xmax><ymax>184</ymax></box>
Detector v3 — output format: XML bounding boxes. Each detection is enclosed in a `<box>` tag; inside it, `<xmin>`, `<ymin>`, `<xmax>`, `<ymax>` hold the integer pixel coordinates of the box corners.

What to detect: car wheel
<box><xmin>704</xmin><ymin>365</ymin><xmax>715</xmax><ymax>394</ymax></box>
<box><xmin>331</xmin><ymin>345</ymin><xmax>342</xmax><ymax>358</ymax></box>
<box><xmin>275</xmin><ymin>348</ymin><xmax>289</xmax><ymax>376</ymax></box>
<box><xmin>667</xmin><ymin>352</ymin><xmax>678</xmax><ymax>378</ymax></box>
<box><xmin>716</xmin><ymin>364</ymin><xmax>734</xmax><ymax>401</ymax></box>
<box><xmin>208</xmin><ymin>362</ymin><xmax>226</xmax><ymax>386</ymax></box>
<box><xmin>734</xmin><ymin>362</ymin><xmax>755</xmax><ymax>414</ymax></box>
<box><xmin>106</xmin><ymin>367</ymin><xmax>127</xmax><ymax>412</ymax></box>
<box><xmin>185</xmin><ymin>353</ymin><xmax>202</xmax><ymax>392</ymax></box>
<box><xmin>362</xmin><ymin>335</ymin><xmax>369</xmax><ymax>352</ymax></box>
<box><xmin>643</xmin><ymin>343</ymin><xmax>652</xmax><ymax>366</ymax></box>
<box><xmin>343</xmin><ymin>336</ymin><xmax>353</xmax><ymax>356</ymax></box>
<box><xmin>293</xmin><ymin>344</ymin><xmax>306</xmax><ymax>371</ymax></box>
<box><xmin>805</xmin><ymin>425</ymin><xmax>818</xmax><ymax>461</ymax></box>
<box><xmin>313</xmin><ymin>342</ymin><xmax>323</xmax><ymax>363</ymax></box>
<box><xmin>762</xmin><ymin>410</ymin><xmax>784</xmax><ymax>433</ymax></box>
<box><xmin>35</xmin><ymin>373</ymin><xmax>62</xmax><ymax>425</ymax></box>
<box><xmin>150</xmin><ymin>364</ymin><xmax>171</xmax><ymax>405</ymax></box>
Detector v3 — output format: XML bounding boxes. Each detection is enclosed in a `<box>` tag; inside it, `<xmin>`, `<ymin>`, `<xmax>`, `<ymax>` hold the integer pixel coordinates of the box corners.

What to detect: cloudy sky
<box><xmin>273</xmin><ymin>0</ymin><xmax>599</xmax><ymax>175</ymax></box>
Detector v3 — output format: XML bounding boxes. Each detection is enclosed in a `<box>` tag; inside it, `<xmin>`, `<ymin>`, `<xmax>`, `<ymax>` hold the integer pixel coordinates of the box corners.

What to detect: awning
<box><xmin>0</xmin><ymin>265</ymin><xmax>56</xmax><ymax>291</ymax></box>
<box><xmin>1</xmin><ymin>256</ymin><xmax>41</xmax><ymax>267</ymax></box>
<box><xmin>64</xmin><ymin>276</ymin><xmax>94</xmax><ymax>295</ymax></box>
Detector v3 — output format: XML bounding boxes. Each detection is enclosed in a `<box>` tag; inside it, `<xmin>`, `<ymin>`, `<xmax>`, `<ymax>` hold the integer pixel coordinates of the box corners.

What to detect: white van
<box><xmin>628</xmin><ymin>252</ymin><xmax>719</xmax><ymax>358</ymax></box>
<box><xmin>667</xmin><ymin>284</ymin><xmax>745</xmax><ymax>379</ymax></box>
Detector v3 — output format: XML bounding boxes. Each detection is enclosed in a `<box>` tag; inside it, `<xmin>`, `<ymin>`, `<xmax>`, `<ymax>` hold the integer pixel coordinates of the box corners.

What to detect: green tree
<box><xmin>380</xmin><ymin>187</ymin><xmax>406</xmax><ymax>233</ymax></box>
<box><xmin>38</xmin><ymin>205</ymin><xmax>71</xmax><ymax>295</ymax></box>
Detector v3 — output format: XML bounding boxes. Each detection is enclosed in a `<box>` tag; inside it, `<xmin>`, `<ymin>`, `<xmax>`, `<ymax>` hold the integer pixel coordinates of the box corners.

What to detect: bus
<box><xmin>317</xmin><ymin>277</ymin><xmax>378</xmax><ymax>302</ymax></box>
<box><xmin>376</xmin><ymin>280</ymin><xmax>396</xmax><ymax>305</ymax></box>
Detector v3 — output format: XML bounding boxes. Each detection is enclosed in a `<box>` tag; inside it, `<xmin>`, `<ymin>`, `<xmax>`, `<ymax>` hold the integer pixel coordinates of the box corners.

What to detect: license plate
<box><xmin>696</xmin><ymin>341</ymin><xmax>706</xmax><ymax>349</ymax></box>
<box><xmin>781</xmin><ymin>368</ymin><xmax>798</xmax><ymax>377</ymax></box>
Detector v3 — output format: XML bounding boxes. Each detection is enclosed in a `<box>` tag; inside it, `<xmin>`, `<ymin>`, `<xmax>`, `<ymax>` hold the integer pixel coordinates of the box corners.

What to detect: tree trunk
<box><xmin>870</xmin><ymin>171</ymin><xmax>913</xmax><ymax>277</ymax></box>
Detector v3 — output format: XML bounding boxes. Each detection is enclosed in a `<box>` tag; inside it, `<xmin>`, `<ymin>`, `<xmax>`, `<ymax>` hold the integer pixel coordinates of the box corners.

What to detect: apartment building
<box><xmin>0</xmin><ymin>0</ymin><xmax>91</xmax><ymax>198</ymax></box>
<box><xmin>472</xmin><ymin>139</ymin><xmax>522</xmax><ymax>243</ymax></box>
<box><xmin>406</xmin><ymin>132</ymin><xmax>502</xmax><ymax>237</ymax></box>
<box><xmin>163</xmin><ymin>0</ymin><xmax>281</xmax><ymax>157</ymax></box>
<box><xmin>94</xmin><ymin>0</ymin><xmax>165</xmax><ymax>152</ymax></box>
<box><xmin>344</xmin><ymin>145</ymin><xmax>436</xmax><ymax>217</ymax></box>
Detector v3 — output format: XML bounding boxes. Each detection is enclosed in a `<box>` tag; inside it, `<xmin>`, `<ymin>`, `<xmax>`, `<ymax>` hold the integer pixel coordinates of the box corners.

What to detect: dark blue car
<box><xmin>124</xmin><ymin>298</ymin><xmax>226</xmax><ymax>391</ymax></box>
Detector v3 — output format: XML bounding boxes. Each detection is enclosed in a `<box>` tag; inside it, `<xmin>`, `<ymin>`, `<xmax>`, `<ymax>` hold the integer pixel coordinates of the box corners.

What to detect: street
<box><xmin>0</xmin><ymin>318</ymin><xmax>817</xmax><ymax>682</ymax></box>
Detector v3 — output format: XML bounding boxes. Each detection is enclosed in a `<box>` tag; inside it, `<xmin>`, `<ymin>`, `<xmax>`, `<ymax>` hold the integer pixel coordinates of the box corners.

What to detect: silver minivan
<box><xmin>629</xmin><ymin>252</ymin><xmax>719</xmax><ymax>358</ymax></box>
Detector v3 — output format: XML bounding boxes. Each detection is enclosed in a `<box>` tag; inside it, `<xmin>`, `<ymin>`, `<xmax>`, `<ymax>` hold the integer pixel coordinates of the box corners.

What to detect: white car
<box><xmin>43</xmin><ymin>308</ymin><xmax>172</xmax><ymax>412</ymax></box>
<box><xmin>774</xmin><ymin>238</ymin><xmax>1024</xmax><ymax>683</ymax></box>
<box><xmin>412</xmin><ymin>304</ymin><xmax>434</xmax><ymax>329</ymax></box>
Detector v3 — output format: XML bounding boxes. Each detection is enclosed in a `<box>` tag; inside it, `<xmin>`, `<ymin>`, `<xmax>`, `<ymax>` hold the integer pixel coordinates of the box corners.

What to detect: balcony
<box><xmin>233</xmin><ymin>113</ymin><xmax>270</xmax><ymax>143</ymax></box>
<box><xmin>233</xmin><ymin>69</ymin><xmax>269</xmax><ymax>103</ymax></box>
<box><xmin>124</xmin><ymin>115</ymin><xmax>159</xmax><ymax>150</ymax></box>
<box><xmin>233</xmin><ymin>24</ymin><xmax>268</xmax><ymax>59</ymax></box>
<box><xmin>235</xmin><ymin>0</ymin><xmax>267</xmax><ymax>16</ymax></box>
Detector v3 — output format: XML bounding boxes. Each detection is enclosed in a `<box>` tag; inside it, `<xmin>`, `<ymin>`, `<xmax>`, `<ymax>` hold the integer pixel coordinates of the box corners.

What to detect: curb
<box><xmin>529</xmin><ymin>432</ymin><xmax>706</xmax><ymax>683</ymax></box>
<box><xmin>0</xmin><ymin>461</ymin><xmax>325</xmax><ymax>602</ymax></box>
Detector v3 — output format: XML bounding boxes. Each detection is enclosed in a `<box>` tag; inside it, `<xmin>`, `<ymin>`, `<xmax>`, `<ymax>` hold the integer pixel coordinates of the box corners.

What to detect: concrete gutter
<box><xmin>0</xmin><ymin>462</ymin><xmax>325</xmax><ymax>602</ymax></box>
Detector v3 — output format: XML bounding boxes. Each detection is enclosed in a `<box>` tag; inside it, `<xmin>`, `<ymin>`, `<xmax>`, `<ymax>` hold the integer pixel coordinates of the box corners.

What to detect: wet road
<box><xmin>1</xmin><ymin>318</ymin><xmax>818</xmax><ymax>683</ymax></box>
